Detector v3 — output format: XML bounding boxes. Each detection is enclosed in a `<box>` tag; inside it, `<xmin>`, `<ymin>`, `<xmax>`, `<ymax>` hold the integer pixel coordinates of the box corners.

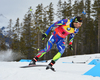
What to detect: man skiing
<box><xmin>29</xmin><ymin>16</ymin><xmax>82</xmax><ymax>70</ymax></box>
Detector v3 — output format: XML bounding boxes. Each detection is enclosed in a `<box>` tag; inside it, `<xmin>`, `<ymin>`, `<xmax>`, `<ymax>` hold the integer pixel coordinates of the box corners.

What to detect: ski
<box><xmin>46</xmin><ymin>65</ymin><xmax>56</xmax><ymax>72</ymax></box>
<box><xmin>50</xmin><ymin>67</ymin><xmax>56</xmax><ymax>72</ymax></box>
<box><xmin>20</xmin><ymin>65</ymin><xmax>47</xmax><ymax>68</ymax></box>
<box><xmin>72</xmin><ymin>61</ymin><xmax>86</xmax><ymax>64</ymax></box>
<box><xmin>46</xmin><ymin>67</ymin><xmax>56</xmax><ymax>72</ymax></box>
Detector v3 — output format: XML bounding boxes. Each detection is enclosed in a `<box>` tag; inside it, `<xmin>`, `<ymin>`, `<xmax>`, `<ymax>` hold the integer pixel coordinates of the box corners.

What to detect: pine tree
<box><xmin>21</xmin><ymin>12</ymin><xmax>33</xmax><ymax>59</ymax></box>
<box><xmin>92</xmin><ymin>0</ymin><xmax>100</xmax><ymax>53</ymax></box>
<box><xmin>7</xmin><ymin>19</ymin><xmax>13</xmax><ymax>49</ymax></box>
<box><xmin>57</xmin><ymin>0</ymin><xmax>63</xmax><ymax>20</ymax></box>
<box><xmin>47</xmin><ymin>2</ymin><xmax>54</xmax><ymax>26</ymax></box>
<box><xmin>98</xmin><ymin>0</ymin><xmax>100</xmax><ymax>52</ymax></box>
<box><xmin>11</xmin><ymin>18</ymin><xmax>21</xmax><ymax>52</ymax></box>
<box><xmin>84</xmin><ymin>0</ymin><xmax>94</xmax><ymax>54</ymax></box>
<box><xmin>66</xmin><ymin>0</ymin><xmax>72</xmax><ymax>19</ymax></box>
<box><xmin>72</xmin><ymin>0</ymin><xmax>79</xmax><ymax>16</ymax></box>
<box><xmin>62</xmin><ymin>1</ymin><xmax>67</xmax><ymax>19</ymax></box>
<box><xmin>0</xmin><ymin>31</ymin><xmax>6</xmax><ymax>50</ymax></box>
<box><xmin>77</xmin><ymin>0</ymin><xmax>85</xmax><ymax>55</ymax></box>
<box><xmin>42</xmin><ymin>6</ymin><xmax>49</xmax><ymax>32</ymax></box>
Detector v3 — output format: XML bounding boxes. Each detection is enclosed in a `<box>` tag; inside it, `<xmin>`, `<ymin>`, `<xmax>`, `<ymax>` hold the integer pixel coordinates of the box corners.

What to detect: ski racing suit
<box><xmin>36</xmin><ymin>18</ymin><xmax>79</xmax><ymax>62</ymax></box>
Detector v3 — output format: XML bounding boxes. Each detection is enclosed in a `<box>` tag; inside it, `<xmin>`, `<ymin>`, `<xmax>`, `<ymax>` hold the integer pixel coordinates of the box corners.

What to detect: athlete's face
<box><xmin>73</xmin><ymin>22</ymin><xmax>82</xmax><ymax>28</ymax></box>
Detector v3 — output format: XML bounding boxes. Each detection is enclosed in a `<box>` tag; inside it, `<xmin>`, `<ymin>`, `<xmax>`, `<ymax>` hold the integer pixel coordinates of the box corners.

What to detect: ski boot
<box><xmin>29</xmin><ymin>57</ymin><xmax>38</xmax><ymax>65</ymax></box>
<box><xmin>46</xmin><ymin>60</ymin><xmax>55</xmax><ymax>72</ymax></box>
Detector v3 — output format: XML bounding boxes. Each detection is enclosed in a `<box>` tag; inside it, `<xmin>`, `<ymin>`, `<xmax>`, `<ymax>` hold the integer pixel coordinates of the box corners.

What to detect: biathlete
<box><xmin>29</xmin><ymin>16</ymin><xmax>83</xmax><ymax>70</ymax></box>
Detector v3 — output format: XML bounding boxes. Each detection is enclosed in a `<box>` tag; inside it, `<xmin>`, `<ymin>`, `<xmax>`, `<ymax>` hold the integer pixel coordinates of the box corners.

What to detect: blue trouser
<box><xmin>36</xmin><ymin>34</ymin><xmax>65</xmax><ymax>62</ymax></box>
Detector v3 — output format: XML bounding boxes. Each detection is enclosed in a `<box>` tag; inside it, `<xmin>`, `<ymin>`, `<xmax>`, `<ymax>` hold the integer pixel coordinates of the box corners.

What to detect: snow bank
<box><xmin>0</xmin><ymin>53</ymin><xmax>100</xmax><ymax>80</ymax></box>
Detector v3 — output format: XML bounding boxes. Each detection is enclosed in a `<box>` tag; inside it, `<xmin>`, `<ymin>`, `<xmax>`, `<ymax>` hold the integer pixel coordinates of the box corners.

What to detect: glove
<box><xmin>69</xmin><ymin>45</ymin><xmax>73</xmax><ymax>50</ymax></box>
<box><xmin>42</xmin><ymin>33</ymin><xmax>47</xmax><ymax>40</ymax></box>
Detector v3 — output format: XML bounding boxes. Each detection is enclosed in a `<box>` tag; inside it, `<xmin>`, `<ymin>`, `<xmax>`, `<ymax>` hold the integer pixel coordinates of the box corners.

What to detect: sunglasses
<box><xmin>75</xmin><ymin>21</ymin><xmax>82</xmax><ymax>25</ymax></box>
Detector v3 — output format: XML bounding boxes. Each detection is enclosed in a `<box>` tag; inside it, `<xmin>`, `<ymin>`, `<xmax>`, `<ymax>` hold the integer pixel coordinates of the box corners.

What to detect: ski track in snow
<box><xmin>0</xmin><ymin>54</ymin><xmax>100</xmax><ymax>80</ymax></box>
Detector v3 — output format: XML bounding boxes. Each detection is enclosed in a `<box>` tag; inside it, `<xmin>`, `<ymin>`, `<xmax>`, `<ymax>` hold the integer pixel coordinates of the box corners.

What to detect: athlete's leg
<box><xmin>29</xmin><ymin>35</ymin><xmax>55</xmax><ymax>65</ymax></box>
<box><xmin>46</xmin><ymin>39</ymin><xmax>65</xmax><ymax>69</ymax></box>
<box><xmin>36</xmin><ymin>41</ymin><xmax>53</xmax><ymax>58</ymax></box>
<box><xmin>47</xmin><ymin>39</ymin><xmax>65</xmax><ymax>67</ymax></box>
<box><xmin>53</xmin><ymin>39</ymin><xmax>65</xmax><ymax>61</ymax></box>
<box><xmin>35</xmin><ymin>35</ymin><xmax>55</xmax><ymax>59</ymax></box>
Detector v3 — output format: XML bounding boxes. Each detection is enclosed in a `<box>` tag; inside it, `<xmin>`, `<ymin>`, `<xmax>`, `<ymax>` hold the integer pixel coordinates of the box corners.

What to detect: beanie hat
<box><xmin>73</xmin><ymin>16</ymin><xmax>82</xmax><ymax>22</ymax></box>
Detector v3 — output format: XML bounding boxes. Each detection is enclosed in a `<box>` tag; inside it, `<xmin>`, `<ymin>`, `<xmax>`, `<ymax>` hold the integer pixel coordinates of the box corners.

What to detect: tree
<box><xmin>62</xmin><ymin>1</ymin><xmax>67</xmax><ymax>19</ymax></box>
<box><xmin>47</xmin><ymin>2</ymin><xmax>54</xmax><ymax>26</ymax></box>
<box><xmin>98</xmin><ymin>0</ymin><xmax>100</xmax><ymax>52</ymax></box>
<box><xmin>84</xmin><ymin>0</ymin><xmax>94</xmax><ymax>54</ymax></box>
<box><xmin>72</xmin><ymin>0</ymin><xmax>79</xmax><ymax>16</ymax></box>
<box><xmin>66</xmin><ymin>0</ymin><xmax>72</xmax><ymax>19</ymax></box>
<box><xmin>11</xmin><ymin>18</ymin><xmax>20</xmax><ymax>52</ymax></box>
<box><xmin>7</xmin><ymin>19</ymin><xmax>13</xmax><ymax>48</ymax></box>
<box><xmin>21</xmin><ymin>12</ymin><xmax>33</xmax><ymax>59</ymax></box>
<box><xmin>56</xmin><ymin>0</ymin><xmax>63</xmax><ymax>20</ymax></box>
<box><xmin>0</xmin><ymin>32</ymin><xmax>6</xmax><ymax>50</ymax></box>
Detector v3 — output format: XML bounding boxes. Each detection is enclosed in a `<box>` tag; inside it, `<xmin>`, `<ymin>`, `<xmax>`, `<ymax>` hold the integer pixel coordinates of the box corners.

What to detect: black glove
<box><xmin>42</xmin><ymin>33</ymin><xmax>47</xmax><ymax>40</ymax></box>
<box><xmin>69</xmin><ymin>45</ymin><xmax>73</xmax><ymax>50</ymax></box>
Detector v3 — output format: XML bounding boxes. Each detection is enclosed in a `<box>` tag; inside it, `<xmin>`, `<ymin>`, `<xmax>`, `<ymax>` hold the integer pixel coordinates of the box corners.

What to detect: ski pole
<box><xmin>30</xmin><ymin>8</ymin><xmax>44</xmax><ymax>51</ymax></box>
<box><xmin>32</xmin><ymin>47</ymin><xmax>40</xmax><ymax>51</ymax></box>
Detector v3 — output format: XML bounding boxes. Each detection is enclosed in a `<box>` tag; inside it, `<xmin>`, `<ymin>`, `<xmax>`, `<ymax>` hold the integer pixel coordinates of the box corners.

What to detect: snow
<box><xmin>0</xmin><ymin>50</ymin><xmax>26</xmax><ymax>61</ymax></box>
<box><xmin>0</xmin><ymin>54</ymin><xmax>100</xmax><ymax>80</ymax></box>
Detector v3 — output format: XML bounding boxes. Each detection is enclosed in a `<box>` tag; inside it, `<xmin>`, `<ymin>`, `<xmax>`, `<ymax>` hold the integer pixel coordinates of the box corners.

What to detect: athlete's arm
<box><xmin>45</xmin><ymin>19</ymin><xmax>68</xmax><ymax>35</ymax></box>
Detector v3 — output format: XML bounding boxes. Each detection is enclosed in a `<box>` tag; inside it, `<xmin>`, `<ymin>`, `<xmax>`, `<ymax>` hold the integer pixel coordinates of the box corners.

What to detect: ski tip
<box><xmin>46</xmin><ymin>67</ymin><xmax>56</xmax><ymax>72</ymax></box>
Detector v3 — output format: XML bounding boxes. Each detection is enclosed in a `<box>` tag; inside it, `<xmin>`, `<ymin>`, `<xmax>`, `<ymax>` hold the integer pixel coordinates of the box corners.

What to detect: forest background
<box><xmin>0</xmin><ymin>0</ymin><xmax>100</xmax><ymax>61</ymax></box>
